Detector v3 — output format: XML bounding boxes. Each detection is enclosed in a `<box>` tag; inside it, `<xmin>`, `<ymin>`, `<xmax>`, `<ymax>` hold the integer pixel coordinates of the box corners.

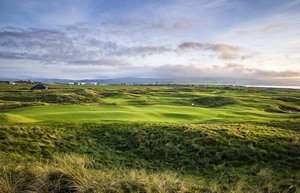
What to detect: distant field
<box><xmin>0</xmin><ymin>83</ymin><xmax>299</xmax><ymax>192</ymax></box>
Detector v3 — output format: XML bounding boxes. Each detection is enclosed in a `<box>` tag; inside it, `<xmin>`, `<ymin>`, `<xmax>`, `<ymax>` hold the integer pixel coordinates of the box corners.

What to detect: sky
<box><xmin>0</xmin><ymin>0</ymin><xmax>300</xmax><ymax>81</ymax></box>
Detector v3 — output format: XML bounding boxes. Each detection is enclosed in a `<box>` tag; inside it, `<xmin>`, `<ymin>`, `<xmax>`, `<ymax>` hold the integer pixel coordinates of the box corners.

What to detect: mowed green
<box><xmin>2</xmin><ymin>103</ymin><xmax>296</xmax><ymax>123</ymax></box>
<box><xmin>0</xmin><ymin>83</ymin><xmax>299</xmax><ymax>124</ymax></box>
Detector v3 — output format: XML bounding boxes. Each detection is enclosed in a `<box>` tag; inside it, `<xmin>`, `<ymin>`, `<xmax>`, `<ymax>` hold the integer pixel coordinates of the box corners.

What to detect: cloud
<box><xmin>0</xmin><ymin>27</ymin><xmax>78</xmax><ymax>63</ymax></box>
<box><xmin>172</xmin><ymin>21</ymin><xmax>192</xmax><ymax>29</ymax></box>
<box><xmin>0</xmin><ymin>25</ymin><xmax>255</xmax><ymax>69</ymax></box>
<box><xmin>234</xmin><ymin>30</ymin><xmax>250</xmax><ymax>37</ymax></box>
<box><xmin>152</xmin><ymin>63</ymin><xmax>300</xmax><ymax>79</ymax></box>
<box><xmin>234</xmin><ymin>22</ymin><xmax>291</xmax><ymax>36</ymax></box>
<box><xmin>100</xmin><ymin>19</ymin><xmax>166</xmax><ymax>31</ymax></box>
<box><xmin>178</xmin><ymin>42</ymin><xmax>245</xmax><ymax>60</ymax></box>
<box><xmin>68</xmin><ymin>58</ymin><xmax>126</xmax><ymax>66</ymax></box>
<box><xmin>262</xmin><ymin>22</ymin><xmax>290</xmax><ymax>32</ymax></box>
<box><xmin>0</xmin><ymin>25</ymin><xmax>176</xmax><ymax>64</ymax></box>
<box><xmin>0</xmin><ymin>0</ymin><xmax>299</xmax><ymax>81</ymax></box>
<box><xmin>112</xmin><ymin>46</ymin><xmax>172</xmax><ymax>57</ymax></box>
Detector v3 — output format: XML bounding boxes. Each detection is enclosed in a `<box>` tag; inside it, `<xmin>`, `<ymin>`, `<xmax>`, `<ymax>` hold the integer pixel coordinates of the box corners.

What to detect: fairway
<box><xmin>2</xmin><ymin>103</ymin><xmax>297</xmax><ymax>123</ymax></box>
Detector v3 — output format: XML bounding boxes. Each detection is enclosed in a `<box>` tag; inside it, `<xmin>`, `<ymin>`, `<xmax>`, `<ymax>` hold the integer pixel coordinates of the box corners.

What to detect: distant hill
<box><xmin>1</xmin><ymin>77</ymin><xmax>299</xmax><ymax>86</ymax></box>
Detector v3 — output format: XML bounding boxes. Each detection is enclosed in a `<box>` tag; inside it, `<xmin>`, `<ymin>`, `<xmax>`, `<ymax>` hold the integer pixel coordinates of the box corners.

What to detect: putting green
<box><xmin>1</xmin><ymin>104</ymin><xmax>296</xmax><ymax>123</ymax></box>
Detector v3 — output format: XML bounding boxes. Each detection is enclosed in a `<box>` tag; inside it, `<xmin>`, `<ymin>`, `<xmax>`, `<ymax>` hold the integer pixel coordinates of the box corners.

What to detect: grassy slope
<box><xmin>0</xmin><ymin>122</ymin><xmax>299</xmax><ymax>192</ymax></box>
<box><xmin>0</xmin><ymin>83</ymin><xmax>300</xmax><ymax>192</ymax></box>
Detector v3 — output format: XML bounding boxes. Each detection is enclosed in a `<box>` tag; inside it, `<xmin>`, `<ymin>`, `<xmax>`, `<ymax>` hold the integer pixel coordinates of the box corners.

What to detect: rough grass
<box><xmin>0</xmin><ymin>121</ymin><xmax>299</xmax><ymax>192</ymax></box>
<box><xmin>192</xmin><ymin>96</ymin><xmax>237</xmax><ymax>107</ymax></box>
<box><xmin>0</xmin><ymin>87</ymin><xmax>99</xmax><ymax>104</ymax></box>
<box><xmin>265</xmin><ymin>104</ymin><xmax>300</xmax><ymax>113</ymax></box>
<box><xmin>278</xmin><ymin>104</ymin><xmax>300</xmax><ymax>113</ymax></box>
<box><xmin>0</xmin><ymin>154</ymin><xmax>190</xmax><ymax>193</ymax></box>
<box><xmin>0</xmin><ymin>154</ymin><xmax>299</xmax><ymax>193</ymax></box>
<box><xmin>0</xmin><ymin>102</ymin><xmax>32</xmax><ymax>112</ymax></box>
<box><xmin>276</xmin><ymin>96</ymin><xmax>300</xmax><ymax>104</ymax></box>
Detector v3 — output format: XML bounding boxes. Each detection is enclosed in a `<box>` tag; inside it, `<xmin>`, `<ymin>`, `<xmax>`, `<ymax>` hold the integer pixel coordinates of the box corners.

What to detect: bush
<box><xmin>192</xmin><ymin>96</ymin><xmax>237</xmax><ymax>107</ymax></box>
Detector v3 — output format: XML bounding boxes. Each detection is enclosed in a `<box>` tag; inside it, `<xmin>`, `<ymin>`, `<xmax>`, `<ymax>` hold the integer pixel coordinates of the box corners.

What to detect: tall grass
<box><xmin>0</xmin><ymin>154</ymin><xmax>299</xmax><ymax>193</ymax></box>
<box><xmin>0</xmin><ymin>154</ymin><xmax>190</xmax><ymax>193</ymax></box>
<box><xmin>0</xmin><ymin>122</ymin><xmax>299</xmax><ymax>192</ymax></box>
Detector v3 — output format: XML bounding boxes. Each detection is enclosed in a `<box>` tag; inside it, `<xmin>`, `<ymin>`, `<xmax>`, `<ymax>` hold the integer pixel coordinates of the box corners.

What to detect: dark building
<box><xmin>31</xmin><ymin>83</ymin><xmax>48</xmax><ymax>90</ymax></box>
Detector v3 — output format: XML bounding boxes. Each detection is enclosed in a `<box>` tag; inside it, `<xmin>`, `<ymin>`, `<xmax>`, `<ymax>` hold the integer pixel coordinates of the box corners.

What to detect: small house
<box><xmin>31</xmin><ymin>83</ymin><xmax>48</xmax><ymax>90</ymax></box>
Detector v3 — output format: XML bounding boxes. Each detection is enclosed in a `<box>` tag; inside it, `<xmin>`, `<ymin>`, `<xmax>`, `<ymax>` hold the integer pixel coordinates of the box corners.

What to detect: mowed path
<box><xmin>1</xmin><ymin>104</ymin><xmax>295</xmax><ymax>123</ymax></box>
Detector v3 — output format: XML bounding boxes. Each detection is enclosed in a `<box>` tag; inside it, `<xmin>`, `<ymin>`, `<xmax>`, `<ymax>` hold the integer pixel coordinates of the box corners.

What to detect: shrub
<box><xmin>192</xmin><ymin>96</ymin><xmax>237</xmax><ymax>107</ymax></box>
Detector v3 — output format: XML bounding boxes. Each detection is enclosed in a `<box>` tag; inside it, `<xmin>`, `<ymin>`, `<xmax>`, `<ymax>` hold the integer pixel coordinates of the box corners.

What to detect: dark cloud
<box><xmin>0</xmin><ymin>25</ymin><xmax>174</xmax><ymax>64</ymax></box>
<box><xmin>178</xmin><ymin>42</ymin><xmax>245</xmax><ymax>60</ymax></box>
<box><xmin>112</xmin><ymin>46</ymin><xmax>172</xmax><ymax>57</ymax></box>
<box><xmin>0</xmin><ymin>51</ymin><xmax>41</xmax><ymax>60</ymax></box>
<box><xmin>0</xmin><ymin>27</ymin><xmax>79</xmax><ymax>63</ymax></box>
<box><xmin>68</xmin><ymin>58</ymin><xmax>126</xmax><ymax>66</ymax></box>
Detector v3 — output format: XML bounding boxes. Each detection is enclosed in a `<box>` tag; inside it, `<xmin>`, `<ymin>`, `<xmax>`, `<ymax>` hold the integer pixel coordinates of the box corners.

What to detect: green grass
<box><xmin>0</xmin><ymin>122</ymin><xmax>299</xmax><ymax>192</ymax></box>
<box><xmin>2</xmin><ymin>103</ymin><xmax>297</xmax><ymax>124</ymax></box>
<box><xmin>0</xmin><ymin>83</ymin><xmax>300</xmax><ymax>192</ymax></box>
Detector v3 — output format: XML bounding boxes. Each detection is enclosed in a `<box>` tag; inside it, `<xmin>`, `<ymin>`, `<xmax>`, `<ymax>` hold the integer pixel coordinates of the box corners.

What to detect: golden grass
<box><xmin>0</xmin><ymin>154</ymin><xmax>191</xmax><ymax>193</ymax></box>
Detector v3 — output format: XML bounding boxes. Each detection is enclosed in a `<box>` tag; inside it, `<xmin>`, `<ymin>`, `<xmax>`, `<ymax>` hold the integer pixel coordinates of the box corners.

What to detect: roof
<box><xmin>31</xmin><ymin>83</ymin><xmax>48</xmax><ymax>90</ymax></box>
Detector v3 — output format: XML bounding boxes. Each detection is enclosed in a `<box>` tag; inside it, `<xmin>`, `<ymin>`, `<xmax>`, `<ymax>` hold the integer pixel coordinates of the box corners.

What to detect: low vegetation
<box><xmin>192</xmin><ymin>96</ymin><xmax>237</xmax><ymax>107</ymax></box>
<box><xmin>0</xmin><ymin>154</ymin><xmax>189</xmax><ymax>193</ymax></box>
<box><xmin>0</xmin><ymin>83</ymin><xmax>299</xmax><ymax>192</ymax></box>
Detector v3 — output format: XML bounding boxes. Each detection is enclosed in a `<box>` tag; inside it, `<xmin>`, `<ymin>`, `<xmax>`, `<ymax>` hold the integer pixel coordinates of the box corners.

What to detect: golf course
<box><xmin>0</xmin><ymin>83</ymin><xmax>299</xmax><ymax>192</ymax></box>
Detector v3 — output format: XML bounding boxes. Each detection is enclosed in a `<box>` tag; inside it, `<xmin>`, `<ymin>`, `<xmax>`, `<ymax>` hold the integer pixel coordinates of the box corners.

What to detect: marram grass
<box><xmin>0</xmin><ymin>154</ymin><xmax>190</xmax><ymax>193</ymax></box>
<box><xmin>0</xmin><ymin>122</ymin><xmax>299</xmax><ymax>192</ymax></box>
<box><xmin>1</xmin><ymin>154</ymin><xmax>299</xmax><ymax>193</ymax></box>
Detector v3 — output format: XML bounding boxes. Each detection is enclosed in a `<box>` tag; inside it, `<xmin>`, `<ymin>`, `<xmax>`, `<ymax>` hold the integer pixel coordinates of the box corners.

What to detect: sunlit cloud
<box><xmin>152</xmin><ymin>63</ymin><xmax>300</xmax><ymax>79</ymax></box>
<box><xmin>178</xmin><ymin>42</ymin><xmax>246</xmax><ymax>60</ymax></box>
